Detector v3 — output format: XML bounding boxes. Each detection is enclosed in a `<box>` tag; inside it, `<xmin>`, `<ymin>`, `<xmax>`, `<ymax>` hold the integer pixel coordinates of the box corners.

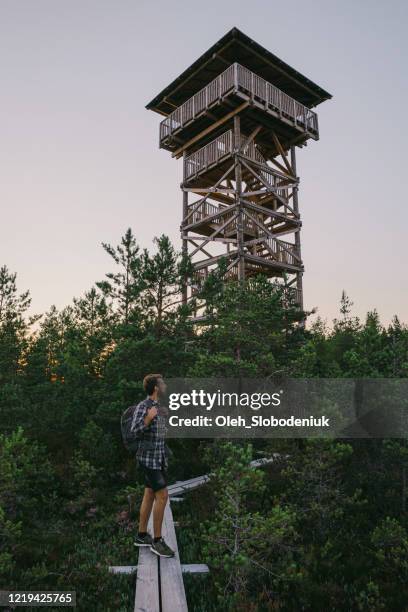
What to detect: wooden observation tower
<box><xmin>146</xmin><ymin>28</ymin><xmax>331</xmax><ymax>314</ymax></box>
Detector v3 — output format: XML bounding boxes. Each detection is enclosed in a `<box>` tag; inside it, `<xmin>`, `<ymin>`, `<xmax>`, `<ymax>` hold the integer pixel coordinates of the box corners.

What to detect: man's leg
<box><xmin>149</xmin><ymin>470</ymin><xmax>174</xmax><ymax>557</ymax></box>
<box><xmin>153</xmin><ymin>487</ymin><xmax>168</xmax><ymax>538</ymax></box>
<box><xmin>138</xmin><ymin>487</ymin><xmax>155</xmax><ymax>533</ymax></box>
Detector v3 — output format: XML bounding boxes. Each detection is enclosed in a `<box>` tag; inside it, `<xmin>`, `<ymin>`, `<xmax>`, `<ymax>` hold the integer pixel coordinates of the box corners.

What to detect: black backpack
<box><xmin>121</xmin><ymin>403</ymin><xmax>143</xmax><ymax>453</ymax></box>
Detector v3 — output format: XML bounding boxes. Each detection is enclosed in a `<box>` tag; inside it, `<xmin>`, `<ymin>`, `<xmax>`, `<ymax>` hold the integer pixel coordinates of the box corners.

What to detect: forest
<box><xmin>1</xmin><ymin>227</ymin><xmax>408</xmax><ymax>611</ymax></box>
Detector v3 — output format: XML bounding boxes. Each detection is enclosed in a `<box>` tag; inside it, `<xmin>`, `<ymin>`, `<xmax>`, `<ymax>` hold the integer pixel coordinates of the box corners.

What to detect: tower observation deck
<box><xmin>146</xmin><ymin>27</ymin><xmax>332</xmax><ymax>313</ymax></box>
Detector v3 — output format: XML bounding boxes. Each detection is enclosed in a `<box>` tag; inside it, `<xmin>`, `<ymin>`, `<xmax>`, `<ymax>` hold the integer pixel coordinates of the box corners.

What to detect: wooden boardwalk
<box><xmin>133</xmin><ymin>501</ymin><xmax>187</xmax><ymax>612</ymax></box>
<box><xmin>133</xmin><ymin>510</ymin><xmax>160</xmax><ymax>611</ymax></box>
<box><xmin>160</xmin><ymin>502</ymin><xmax>188</xmax><ymax>612</ymax></box>
<box><xmin>131</xmin><ymin>454</ymin><xmax>285</xmax><ymax>611</ymax></box>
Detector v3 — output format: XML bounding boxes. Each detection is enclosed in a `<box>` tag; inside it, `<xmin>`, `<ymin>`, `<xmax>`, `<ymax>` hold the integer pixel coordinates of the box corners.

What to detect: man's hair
<box><xmin>143</xmin><ymin>373</ymin><xmax>163</xmax><ymax>396</ymax></box>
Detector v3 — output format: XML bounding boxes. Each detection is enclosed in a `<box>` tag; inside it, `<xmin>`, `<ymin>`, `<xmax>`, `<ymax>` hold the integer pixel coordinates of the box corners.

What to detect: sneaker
<box><xmin>134</xmin><ymin>533</ymin><xmax>154</xmax><ymax>547</ymax></box>
<box><xmin>150</xmin><ymin>537</ymin><xmax>175</xmax><ymax>558</ymax></box>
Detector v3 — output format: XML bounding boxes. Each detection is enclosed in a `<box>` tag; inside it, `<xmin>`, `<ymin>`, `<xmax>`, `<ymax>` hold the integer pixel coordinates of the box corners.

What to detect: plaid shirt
<box><xmin>130</xmin><ymin>396</ymin><xmax>168</xmax><ymax>470</ymax></box>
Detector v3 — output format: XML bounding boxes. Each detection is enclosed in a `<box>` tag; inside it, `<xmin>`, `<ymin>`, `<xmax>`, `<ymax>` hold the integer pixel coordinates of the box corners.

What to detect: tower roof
<box><xmin>146</xmin><ymin>27</ymin><xmax>332</xmax><ymax>116</ymax></box>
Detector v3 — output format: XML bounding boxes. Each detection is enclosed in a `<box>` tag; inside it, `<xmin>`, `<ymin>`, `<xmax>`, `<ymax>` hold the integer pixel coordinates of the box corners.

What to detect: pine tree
<box><xmin>96</xmin><ymin>228</ymin><xmax>144</xmax><ymax>328</ymax></box>
<box><xmin>141</xmin><ymin>234</ymin><xmax>192</xmax><ymax>339</ymax></box>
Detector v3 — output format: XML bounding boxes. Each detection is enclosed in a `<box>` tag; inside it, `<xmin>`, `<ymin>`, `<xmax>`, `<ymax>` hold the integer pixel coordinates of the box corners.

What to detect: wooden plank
<box><xmin>240</xmin><ymin>198</ymin><xmax>300</xmax><ymax>226</ymax></box>
<box><xmin>239</xmin><ymin>125</ymin><xmax>262</xmax><ymax>151</ymax></box>
<box><xmin>183</xmin><ymin>162</ymin><xmax>236</xmax><ymax>223</ymax></box>
<box><xmin>109</xmin><ymin>564</ymin><xmax>209</xmax><ymax>575</ymax></box>
<box><xmin>194</xmin><ymin>251</ymin><xmax>238</xmax><ymax>271</ymax></box>
<box><xmin>109</xmin><ymin>566</ymin><xmax>137</xmax><ymax>574</ymax></box>
<box><xmin>134</xmin><ymin>513</ymin><xmax>160</xmax><ymax>612</ymax></box>
<box><xmin>251</xmin><ymin>455</ymin><xmax>287</xmax><ymax>467</ymax></box>
<box><xmin>160</xmin><ymin>502</ymin><xmax>188</xmax><ymax>612</ymax></box>
<box><xmin>168</xmin><ymin>457</ymin><xmax>283</xmax><ymax>497</ymax></box>
<box><xmin>240</xmin><ymin>158</ymin><xmax>294</xmax><ymax>211</ymax></box>
<box><xmin>168</xmin><ymin>475</ymin><xmax>210</xmax><ymax>497</ymax></box>
<box><xmin>271</xmin><ymin>131</ymin><xmax>294</xmax><ymax>175</ymax></box>
<box><xmin>181</xmin><ymin>564</ymin><xmax>209</xmax><ymax>574</ymax></box>
<box><xmin>187</xmin><ymin>239</ymin><xmax>212</xmax><ymax>259</ymax></box>
<box><xmin>183</xmin><ymin>203</ymin><xmax>237</xmax><ymax>231</ymax></box>
<box><xmin>189</xmin><ymin>212</ymin><xmax>239</xmax><ymax>258</ymax></box>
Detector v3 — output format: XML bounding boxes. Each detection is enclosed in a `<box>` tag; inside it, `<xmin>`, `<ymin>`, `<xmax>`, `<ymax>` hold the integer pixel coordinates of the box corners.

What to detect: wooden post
<box><xmin>314</xmin><ymin>111</ymin><xmax>319</xmax><ymax>137</ymax></box>
<box><xmin>234</xmin><ymin>116</ymin><xmax>244</xmax><ymax>282</ymax></box>
<box><xmin>290</xmin><ymin>145</ymin><xmax>304</xmax><ymax>312</ymax></box>
<box><xmin>182</xmin><ymin>152</ymin><xmax>188</xmax><ymax>307</ymax></box>
<box><xmin>234</xmin><ymin>62</ymin><xmax>238</xmax><ymax>91</ymax></box>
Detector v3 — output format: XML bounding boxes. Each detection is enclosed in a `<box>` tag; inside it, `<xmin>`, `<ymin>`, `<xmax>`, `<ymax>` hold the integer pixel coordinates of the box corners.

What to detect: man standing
<box><xmin>131</xmin><ymin>373</ymin><xmax>175</xmax><ymax>558</ymax></box>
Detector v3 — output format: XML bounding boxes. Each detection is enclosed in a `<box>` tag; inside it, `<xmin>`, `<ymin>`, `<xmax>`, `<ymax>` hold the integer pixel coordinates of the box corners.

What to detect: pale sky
<box><xmin>1</xmin><ymin>0</ymin><xmax>407</xmax><ymax>326</ymax></box>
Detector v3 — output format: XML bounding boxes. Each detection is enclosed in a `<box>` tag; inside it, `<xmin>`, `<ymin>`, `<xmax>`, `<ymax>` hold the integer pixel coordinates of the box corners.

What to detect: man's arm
<box><xmin>131</xmin><ymin>403</ymin><xmax>158</xmax><ymax>434</ymax></box>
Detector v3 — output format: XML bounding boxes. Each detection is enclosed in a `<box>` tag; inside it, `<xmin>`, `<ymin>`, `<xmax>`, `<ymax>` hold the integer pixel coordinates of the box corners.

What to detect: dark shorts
<box><xmin>138</xmin><ymin>462</ymin><xmax>168</xmax><ymax>492</ymax></box>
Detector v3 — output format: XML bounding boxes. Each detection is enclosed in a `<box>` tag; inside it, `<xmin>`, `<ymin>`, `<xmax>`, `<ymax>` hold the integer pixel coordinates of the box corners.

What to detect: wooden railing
<box><xmin>184</xmin><ymin>130</ymin><xmax>233</xmax><ymax>179</ymax></box>
<box><xmin>186</xmin><ymin>199</ymin><xmax>256</xmax><ymax>233</ymax></box>
<box><xmin>160</xmin><ymin>65</ymin><xmax>235</xmax><ymax>142</ymax></box>
<box><xmin>189</xmin><ymin>239</ymin><xmax>299</xmax><ymax>284</ymax></box>
<box><xmin>240</xmin><ymin>136</ymin><xmax>292</xmax><ymax>200</ymax></box>
<box><xmin>187</xmin><ymin>200</ymin><xmax>221</xmax><ymax>223</ymax></box>
<box><xmin>246</xmin><ymin>276</ymin><xmax>302</xmax><ymax>305</ymax></box>
<box><xmin>191</xmin><ymin>266</ymin><xmax>302</xmax><ymax>305</ymax></box>
<box><xmin>285</xmin><ymin>286</ymin><xmax>302</xmax><ymax>306</ymax></box>
<box><xmin>240</xmin><ymin>136</ymin><xmax>267</xmax><ymax>166</ymax></box>
<box><xmin>184</xmin><ymin>129</ymin><xmax>293</xmax><ymax>202</ymax></box>
<box><xmin>236</xmin><ymin>64</ymin><xmax>318</xmax><ymax>134</ymax></box>
<box><xmin>160</xmin><ymin>62</ymin><xmax>318</xmax><ymax>143</ymax></box>
<box><xmin>262</xmin><ymin>236</ymin><xmax>300</xmax><ymax>267</ymax></box>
